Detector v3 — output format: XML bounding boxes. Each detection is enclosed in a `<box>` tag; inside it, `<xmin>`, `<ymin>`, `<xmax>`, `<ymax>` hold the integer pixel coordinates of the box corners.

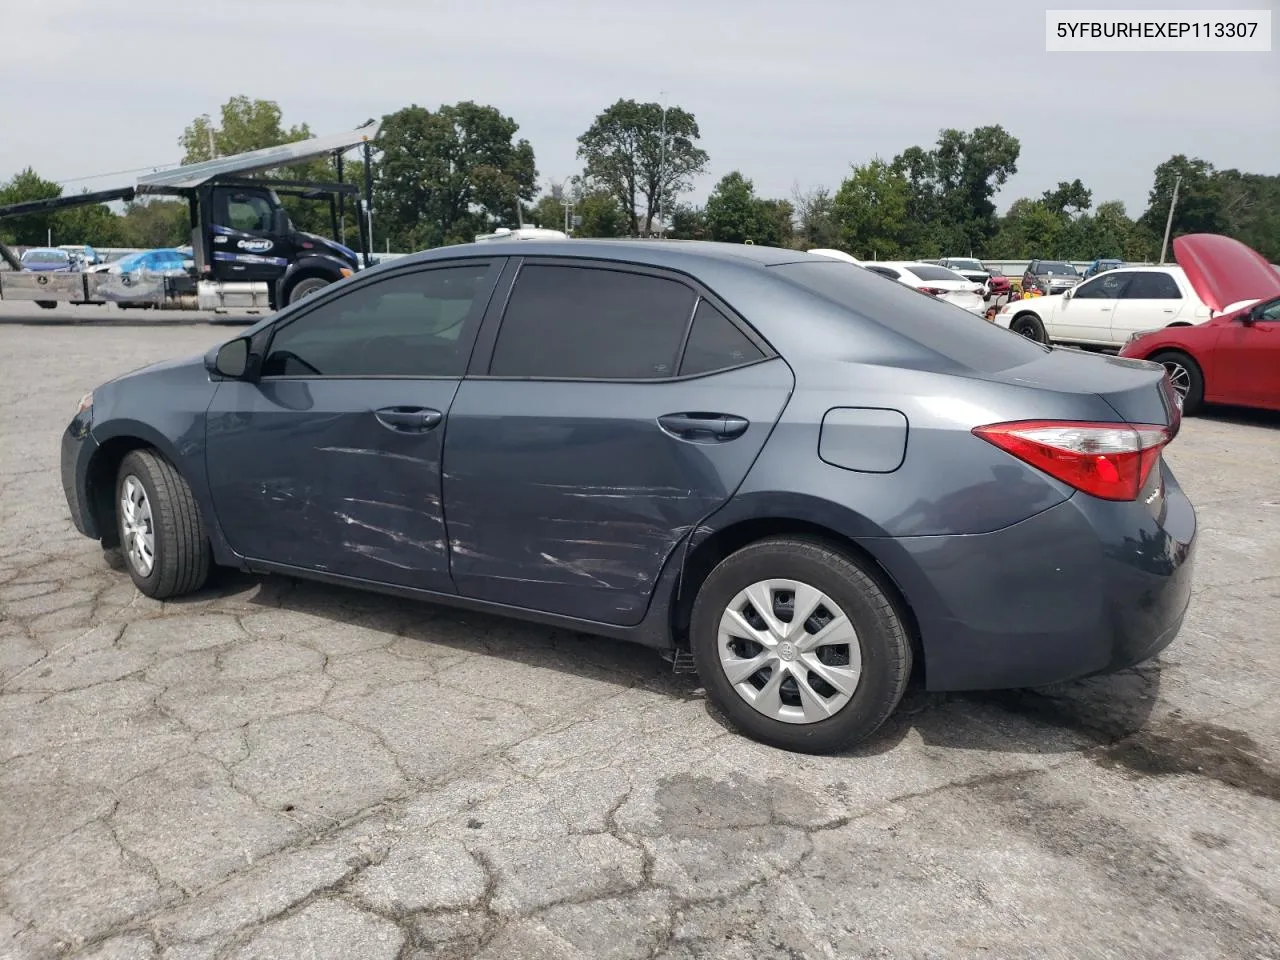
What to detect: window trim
<box><xmin>254</xmin><ymin>256</ymin><xmax>507</xmax><ymax>381</ymax></box>
<box><xmin>465</xmin><ymin>255</ymin><xmax>778</xmax><ymax>384</ymax></box>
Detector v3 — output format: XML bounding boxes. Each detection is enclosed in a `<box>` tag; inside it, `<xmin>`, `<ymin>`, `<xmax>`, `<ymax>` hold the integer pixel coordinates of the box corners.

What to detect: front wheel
<box><xmin>1149</xmin><ymin>350</ymin><xmax>1204</xmax><ymax>415</ymax></box>
<box><xmin>115</xmin><ymin>449</ymin><xmax>212</xmax><ymax>599</ymax></box>
<box><xmin>287</xmin><ymin>276</ymin><xmax>331</xmax><ymax>305</ymax></box>
<box><xmin>689</xmin><ymin>537</ymin><xmax>912</xmax><ymax>753</ymax></box>
<box><xmin>1009</xmin><ymin>312</ymin><xmax>1047</xmax><ymax>344</ymax></box>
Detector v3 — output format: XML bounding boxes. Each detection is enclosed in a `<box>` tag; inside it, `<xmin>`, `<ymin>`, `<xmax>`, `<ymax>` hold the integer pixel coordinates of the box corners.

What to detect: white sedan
<box><xmin>861</xmin><ymin>261</ymin><xmax>986</xmax><ymax>315</ymax></box>
<box><xmin>993</xmin><ymin>265</ymin><xmax>1211</xmax><ymax>349</ymax></box>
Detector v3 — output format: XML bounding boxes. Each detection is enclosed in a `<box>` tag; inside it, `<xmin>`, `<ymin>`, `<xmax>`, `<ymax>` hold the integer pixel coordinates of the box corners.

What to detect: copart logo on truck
<box><xmin>236</xmin><ymin>239</ymin><xmax>275</xmax><ymax>253</ymax></box>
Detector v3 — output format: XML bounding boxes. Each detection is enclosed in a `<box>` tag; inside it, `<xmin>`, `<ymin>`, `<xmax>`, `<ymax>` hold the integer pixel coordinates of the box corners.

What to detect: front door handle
<box><xmin>658</xmin><ymin>413</ymin><xmax>750</xmax><ymax>443</ymax></box>
<box><xmin>374</xmin><ymin>406</ymin><xmax>443</xmax><ymax>432</ymax></box>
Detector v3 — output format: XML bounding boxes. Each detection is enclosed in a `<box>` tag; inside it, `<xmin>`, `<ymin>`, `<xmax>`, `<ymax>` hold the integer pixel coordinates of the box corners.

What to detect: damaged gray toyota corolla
<box><xmin>61</xmin><ymin>240</ymin><xmax>1195</xmax><ymax>753</ymax></box>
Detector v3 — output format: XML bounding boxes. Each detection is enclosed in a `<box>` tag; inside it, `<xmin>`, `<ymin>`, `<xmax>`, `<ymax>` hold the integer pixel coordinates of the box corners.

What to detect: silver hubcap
<box><xmin>1162</xmin><ymin>361</ymin><xmax>1191</xmax><ymax>398</ymax></box>
<box><xmin>717</xmin><ymin>579</ymin><xmax>862</xmax><ymax>725</ymax></box>
<box><xmin>119</xmin><ymin>475</ymin><xmax>155</xmax><ymax>577</ymax></box>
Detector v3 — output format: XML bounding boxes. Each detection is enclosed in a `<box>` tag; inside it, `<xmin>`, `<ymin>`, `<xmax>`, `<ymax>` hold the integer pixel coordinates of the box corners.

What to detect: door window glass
<box><xmin>1122</xmin><ymin>272</ymin><xmax>1182</xmax><ymax>299</ymax></box>
<box><xmin>488</xmin><ymin>265</ymin><xmax>696</xmax><ymax>379</ymax></box>
<box><xmin>1073</xmin><ymin>272</ymin><xmax>1132</xmax><ymax>299</ymax></box>
<box><xmin>260</xmin><ymin>263</ymin><xmax>495</xmax><ymax>378</ymax></box>
<box><xmin>224</xmin><ymin>194</ymin><xmax>274</xmax><ymax>233</ymax></box>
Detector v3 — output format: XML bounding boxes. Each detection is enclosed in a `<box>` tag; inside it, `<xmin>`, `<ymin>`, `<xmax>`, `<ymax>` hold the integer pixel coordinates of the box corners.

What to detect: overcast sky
<box><xmin>4</xmin><ymin>0</ymin><xmax>1277</xmax><ymax>219</ymax></box>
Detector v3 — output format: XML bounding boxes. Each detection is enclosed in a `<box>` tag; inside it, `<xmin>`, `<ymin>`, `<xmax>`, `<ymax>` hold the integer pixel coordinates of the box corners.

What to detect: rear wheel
<box><xmin>1010</xmin><ymin>312</ymin><xmax>1047</xmax><ymax>344</ymax></box>
<box><xmin>689</xmin><ymin>537</ymin><xmax>912</xmax><ymax>753</ymax></box>
<box><xmin>287</xmin><ymin>276</ymin><xmax>331</xmax><ymax>305</ymax></box>
<box><xmin>1149</xmin><ymin>350</ymin><xmax>1204</xmax><ymax>415</ymax></box>
<box><xmin>115</xmin><ymin>449</ymin><xmax>211</xmax><ymax>599</ymax></box>
<box><xmin>36</xmin><ymin>301</ymin><xmax>57</xmax><ymax>310</ymax></box>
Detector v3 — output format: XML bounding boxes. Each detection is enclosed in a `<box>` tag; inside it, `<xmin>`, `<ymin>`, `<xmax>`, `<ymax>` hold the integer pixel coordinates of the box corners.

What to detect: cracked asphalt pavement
<box><xmin>2</xmin><ymin>325</ymin><xmax>1279</xmax><ymax>959</ymax></box>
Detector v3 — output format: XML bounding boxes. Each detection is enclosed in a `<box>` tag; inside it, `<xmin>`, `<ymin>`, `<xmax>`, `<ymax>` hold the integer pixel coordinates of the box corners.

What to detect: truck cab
<box><xmin>201</xmin><ymin>183</ymin><xmax>360</xmax><ymax>308</ymax></box>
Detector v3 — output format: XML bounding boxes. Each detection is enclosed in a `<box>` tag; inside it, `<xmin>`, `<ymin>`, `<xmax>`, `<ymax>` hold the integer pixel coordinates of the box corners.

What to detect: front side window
<box><xmin>260</xmin><ymin>263</ymin><xmax>496</xmax><ymax>378</ymax></box>
<box><xmin>488</xmin><ymin>264</ymin><xmax>697</xmax><ymax>379</ymax></box>
<box><xmin>224</xmin><ymin>193</ymin><xmax>274</xmax><ymax>233</ymax></box>
<box><xmin>1123</xmin><ymin>272</ymin><xmax>1182</xmax><ymax>300</ymax></box>
<box><xmin>1073</xmin><ymin>272</ymin><xmax>1132</xmax><ymax>300</ymax></box>
<box><xmin>1255</xmin><ymin>297</ymin><xmax>1280</xmax><ymax>322</ymax></box>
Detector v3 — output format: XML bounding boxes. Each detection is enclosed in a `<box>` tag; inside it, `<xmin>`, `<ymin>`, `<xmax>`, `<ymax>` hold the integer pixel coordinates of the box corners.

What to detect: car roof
<box><xmin>395</xmin><ymin>238</ymin><xmax>814</xmax><ymax>270</ymax></box>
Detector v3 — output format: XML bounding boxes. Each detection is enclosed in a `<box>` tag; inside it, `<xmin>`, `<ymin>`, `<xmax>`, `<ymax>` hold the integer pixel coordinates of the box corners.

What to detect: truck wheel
<box><xmin>287</xmin><ymin>276</ymin><xmax>331</xmax><ymax>304</ymax></box>
<box><xmin>689</xmin><ymin>536</ymin><xmax>912</xmax><ymax>754</ymax></box>
<box><xmin>115</xmin><ymin>449</ymin><xmax>212</xmax><ymax>599</ymax></box>
<box><xmin>36</xmin><ymin>301</ymin><xmax>57</xmax><ymax>310</ymax></box>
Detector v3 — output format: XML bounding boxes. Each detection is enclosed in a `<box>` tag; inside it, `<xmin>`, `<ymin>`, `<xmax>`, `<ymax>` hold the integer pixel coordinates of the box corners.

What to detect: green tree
<box><xmin>119</xmin><ymin>199</ymin><xmax>190</xmax><ymax>249</ymax></box>
<box><xmin>755</xmin><ymin>198</ymin><xmax>796</xmax><ymax>248</ymax></box>
<box><xmin>666</xmin><ymin>202</ymin><xmax>708</xmax><ymax>241</ymax></box>
<box><xmin>577</xmin><ymin>99</ymin><xmax>709</xmax><ymax>235</ymax></box>
<box><xmin>1211</xmin><ymin>169</ymin><xmax>1280</xmax><ymax>261</ymax></box>
<box><xmin>1041</xmin><ymin>178</ymin><xmax>1092</xmax><ymax>216</ymax></box>
<box><xmin>54</xmin><ymin>193</ymin><xmax>124</xmax><ymax>247</ymax></box>
<box><xmin>373</xmin><ymin>101</ymin><xmax>537</xmax><ymax>251</ymax></box>
<box><xmin>1140</xmin><ymin>155</ymin><xmax>1222</xmax><ymax>241</ymax></box>
<box><xmin>831</xmin><ymin>159</ymin><xmax>910</xmax><ymax>259</ymax></box>
<box><xmin>791</xmin><ymin>184</ymin><xmax>838</xmax><ymax>249</ymax></box>
<box><xmin>705</xmin><ymin>171</ymin><xmax>766</xmax><ymax>244</ymax></box>
<box><xmin>891</xmin><ymin>125</ymin><xmax>1020</xmax><ymax>254</ymax></box>
<box><xmin>178</xmin><ymin>96</ymin><xmax>341</xmax><ymax>235</ymax></box>
<box><xmin>0</xmin><ymin>167</ymin><xmax>62</xmax><ymax>245</ymax></box>
<box><xmin>989</xmin><ymin>198</ymin><xmax>1068</xmax><ymax>259</ymax></box>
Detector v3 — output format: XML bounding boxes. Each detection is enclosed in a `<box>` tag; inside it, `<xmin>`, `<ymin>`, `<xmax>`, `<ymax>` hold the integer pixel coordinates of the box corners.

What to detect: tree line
<box><xmin>2</xmin><ymin>95</ymin><xmax>1276</xmax><ymax>262</ymax></box>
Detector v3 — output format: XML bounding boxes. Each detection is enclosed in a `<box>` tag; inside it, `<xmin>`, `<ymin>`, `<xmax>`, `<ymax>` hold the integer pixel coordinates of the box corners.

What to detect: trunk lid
<box><xmin>978</xmin><ymin>346</ymin><xmax>1180</xmax><ymax>430</ymax></box>
<box><xmin>1174</xmin><ymin>233</ymin><xmax>1280</xmax><ymax>314</ymax></box>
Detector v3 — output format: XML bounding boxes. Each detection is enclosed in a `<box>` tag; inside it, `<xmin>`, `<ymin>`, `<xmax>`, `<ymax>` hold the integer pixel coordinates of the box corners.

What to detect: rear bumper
<box><xmin>861</xmin><ymin>459</ymin><xmax>1196</xmax><ymax>691</ymax></box>
<box><xmin>61</xmin><ymin>411</ymin><xmax>101</xmax><ymax>539</ymax></box>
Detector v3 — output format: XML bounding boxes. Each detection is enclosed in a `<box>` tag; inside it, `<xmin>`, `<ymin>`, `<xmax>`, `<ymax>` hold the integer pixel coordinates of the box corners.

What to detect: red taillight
<box><xmin>919</xmin><ymin>286</ymin><xmax>947</xmax><ymax>296</ymax></box>
<box><xmin>972</xmin><ymin>420</ymin><xmax>1170</xmax><ymax>501</ymax></box>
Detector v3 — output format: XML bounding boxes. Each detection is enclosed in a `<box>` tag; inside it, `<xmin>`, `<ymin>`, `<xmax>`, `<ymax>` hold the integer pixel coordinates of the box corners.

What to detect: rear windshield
<box><xmin>769</xmin><ymin>260</ymin><xmax>1049</xmax><ymax>372</ymax></box>
<box><xmin>948</xmin><ymin>259</ymin><xmax>984</xmax><ymax>271</ymax></box>
<box><xmin>906</xmin><ymin>264</ymin><xmax>964</xmax><ymax>282</ymax></box>
<box><xmin>23</xmin><ymin>251</ymin><xmax>66</xmax><ymax>263</ymax></box>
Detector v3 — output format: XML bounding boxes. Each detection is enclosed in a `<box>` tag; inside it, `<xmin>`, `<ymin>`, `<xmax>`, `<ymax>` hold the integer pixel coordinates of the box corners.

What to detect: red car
<box><xmin>1118</xmin><ymin>233</ymin><xmax>1280</xmax><ymax>415</ymax></box>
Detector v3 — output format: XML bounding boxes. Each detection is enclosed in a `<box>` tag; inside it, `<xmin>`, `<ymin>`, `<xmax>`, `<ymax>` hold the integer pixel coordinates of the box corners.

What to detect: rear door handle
<box><xmin>374</xmin><ymin>406</ymin><xmax>443</xmax><ymax>432</ymax></box>
<box><xmin>658</xmin><ymin>413</ymin><xmax>749</xmax><ymax>443</ymax></box>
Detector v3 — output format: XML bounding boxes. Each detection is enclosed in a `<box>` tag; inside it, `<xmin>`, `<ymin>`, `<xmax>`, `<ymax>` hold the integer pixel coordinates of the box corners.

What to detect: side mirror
<box><xmin>1062</xmin><ymin>288</ymin><xmax>1073</xmax><ymax>300</ymax></box>
<box><xmin>207</xmin><ymin>338</ymin><xmax>251</xmax><ymax>378</ymax></box>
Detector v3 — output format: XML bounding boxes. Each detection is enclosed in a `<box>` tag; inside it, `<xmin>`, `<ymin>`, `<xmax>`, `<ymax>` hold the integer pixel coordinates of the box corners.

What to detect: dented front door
<box><xmin>205</xmin><ymin>378</ymin><xmax>461</xmax><ymax>591</ymax></box>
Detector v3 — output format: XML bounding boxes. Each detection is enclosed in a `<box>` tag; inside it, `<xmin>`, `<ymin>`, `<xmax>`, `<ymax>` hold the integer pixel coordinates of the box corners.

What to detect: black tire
<box><xmin>36</xmin><ymin>300</ymin><xmax>57</xmax><ymax>310</ymax></box>
<box><xmin>287</xmin><ymin>276</ymin><xmax>331</xmax><ymax>305</ymax></box>
<box><xmin>1149</xmin><ymin>350</ymin><xmax>1204</xmax><ymax>415</ymax></box>
<box><xmin>114</xmin><ymin>449</ymin><xmax>211</xmax><ymax>599</ymax></box>
<box><xmin>1010</xmin><ymin>312</ymin><xmax>1047</xmax><ymax>344</ymax></box>
<box><xmin>689</xmin><ymin>536</ymin><xmax>912</xmax><ymax>754</ymax></box>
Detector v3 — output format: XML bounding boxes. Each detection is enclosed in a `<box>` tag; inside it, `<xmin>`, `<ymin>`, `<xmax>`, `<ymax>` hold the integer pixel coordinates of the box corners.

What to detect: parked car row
<box><xmin>996</xmin><ymin>236</ymin><xmax>1280</xmax><ymax>413</ymax></box>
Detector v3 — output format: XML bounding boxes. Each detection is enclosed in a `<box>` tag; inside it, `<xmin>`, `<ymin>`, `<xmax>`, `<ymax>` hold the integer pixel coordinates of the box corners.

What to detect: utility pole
<box><xmin>655</xmin><ymin>91</ymin><xmax>668</xmax><ymax>238</ymax></box>
<box><xmin>207</xmin><ymin>125</ymin><xmax>217</xmax><ymax>159</ymax></box>
<box><xmin>1159</xmin><ymin>174</ymin><xmax>1182</xmax><ymax>264</ymax></box>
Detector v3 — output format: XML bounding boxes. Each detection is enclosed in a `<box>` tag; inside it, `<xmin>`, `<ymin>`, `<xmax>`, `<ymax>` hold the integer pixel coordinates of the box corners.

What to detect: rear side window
<box><xmin>770</xmin><ymin>260</ymin><xmax>1048</xmax><ymax>372</ymax></box>
<box><xmin>489</xmin><ymin>264</ymin><xmax>696</xmax><ymax>379</ymax></box>
<box><xmin>866</xmin><ymin>266</ymin><xmax>900</xmax><ymax>279</ymax></box>
<box><xmin>678</xmin><ymin>301</ymin><xmax>765</xmax><ymax>376</ymax></box>
<box><xmin>1123</xmin><ymin>272</ymin><xmax>1182</xmax><ymax>299</ymax></box>
<box><xmin>905</xmin><ymin>265</ymin><xmax>962</xmax><ymax>282</ymax></box>
<box><xmin>1074</xmin><ymin>272</ymin><xmax>1131</xmax><ymax>299</ymax></box>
